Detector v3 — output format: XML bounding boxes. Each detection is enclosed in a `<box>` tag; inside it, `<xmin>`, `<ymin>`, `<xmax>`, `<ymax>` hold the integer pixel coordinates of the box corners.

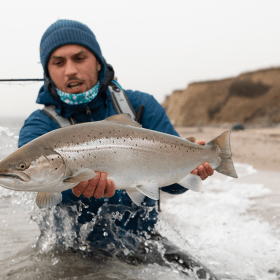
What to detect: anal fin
<box><xmin>178</xmin><ymin>174</ymin><xmax>202</xmax><ymax>192</ymax></box>
<box><xmin>135</xmin><ymin>182</ymin><xmax>159</xmax><ymax>200</ymax></box>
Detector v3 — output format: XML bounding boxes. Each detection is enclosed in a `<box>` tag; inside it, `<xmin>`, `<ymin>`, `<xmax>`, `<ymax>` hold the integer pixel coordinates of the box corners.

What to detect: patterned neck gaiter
<box><xmin>56</xmin><ymin>81</ymin><xmax>100</xmax><ymax>105</ymax></box>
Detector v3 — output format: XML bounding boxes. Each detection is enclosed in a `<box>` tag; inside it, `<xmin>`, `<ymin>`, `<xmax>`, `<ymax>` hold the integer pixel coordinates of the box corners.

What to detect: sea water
<box><xmin>0</xmin><ymin>117</ymin><xmax>279</xmax><ymax>280</ymax></box>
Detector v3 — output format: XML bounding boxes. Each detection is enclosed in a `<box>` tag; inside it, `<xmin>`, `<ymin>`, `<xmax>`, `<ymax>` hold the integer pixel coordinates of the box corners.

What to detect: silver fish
<box><xmin>0</xmin><ymin>114</ymin><xmax>237</xmax><ymax>208</ymax></box>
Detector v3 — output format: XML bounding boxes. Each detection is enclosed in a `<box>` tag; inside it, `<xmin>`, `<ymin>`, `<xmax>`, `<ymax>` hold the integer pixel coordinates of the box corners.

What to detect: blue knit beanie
<box><xmin>40</xmin><ymin>19</ymin><xmax>103</xmax><ymax>76</ymax></box>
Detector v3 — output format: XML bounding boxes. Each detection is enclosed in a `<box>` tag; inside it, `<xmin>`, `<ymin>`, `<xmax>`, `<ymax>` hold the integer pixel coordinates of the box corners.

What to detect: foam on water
<box><xmin>159</xmin><ymin>163</ymin><xmax>280</xmax><ymax>279</ymax></box>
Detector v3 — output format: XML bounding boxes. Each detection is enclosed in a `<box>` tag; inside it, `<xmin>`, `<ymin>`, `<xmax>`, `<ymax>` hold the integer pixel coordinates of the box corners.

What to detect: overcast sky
<box><xmin>1</xmin><ymin>0</ymin><xmax>280</xmax><ymax>117</ymax></box>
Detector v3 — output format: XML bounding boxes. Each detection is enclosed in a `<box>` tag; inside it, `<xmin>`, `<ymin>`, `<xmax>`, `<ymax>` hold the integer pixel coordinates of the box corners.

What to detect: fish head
<box><xmin>0</xmin><ymin>145</ymin><xmax>66</xmax><ymax>192</ymax></box>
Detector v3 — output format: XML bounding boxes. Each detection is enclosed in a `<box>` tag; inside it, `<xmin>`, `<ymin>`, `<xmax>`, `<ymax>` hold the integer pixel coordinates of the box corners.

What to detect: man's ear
<box><xmin>97</xmin><ymin>61</ymin><xmax>101</xmax><ymax>71</ymax></box>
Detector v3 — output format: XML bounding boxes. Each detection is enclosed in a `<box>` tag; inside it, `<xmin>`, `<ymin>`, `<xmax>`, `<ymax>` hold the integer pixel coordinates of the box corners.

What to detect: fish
<box><xmin>0</xmin><ymin>114</ymin><xmax>238</xmax><ymax>209</ymax></box>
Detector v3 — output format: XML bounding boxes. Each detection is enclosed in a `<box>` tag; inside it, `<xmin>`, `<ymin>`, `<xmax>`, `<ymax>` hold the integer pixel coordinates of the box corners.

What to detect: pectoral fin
<box><xmin>36</xmin><ymin>192</ymin><xmax>62</xmax><ymax>209</ymax></box>
<box><xmin>178</xmin><ymin>174</ymin><xmax>202</xmax><ymax>192</ymax></box>
<box><xmin>126</xmin><ymin>189</ymin><xmax>146</xmax><ymax>206</ymax></box>
<box><xmin>63</xmin><ymin>170</ymin><xmax>96</xmax><ymax>183</ymax></box>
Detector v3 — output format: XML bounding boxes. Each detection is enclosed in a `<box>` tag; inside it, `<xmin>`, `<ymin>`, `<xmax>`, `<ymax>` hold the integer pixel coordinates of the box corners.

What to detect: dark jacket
<box><xmin>18</xmin><ymin>64</ymin><xmax>188</xmax><ymax>244</ymax></box>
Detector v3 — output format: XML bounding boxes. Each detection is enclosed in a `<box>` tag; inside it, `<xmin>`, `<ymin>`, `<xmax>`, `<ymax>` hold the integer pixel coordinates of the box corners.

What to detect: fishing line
<box><xmin>0</xmin><ymin>79</ymin><xmax>43</xmax><ymax>88</ymax></box>
<box><xmin>0</xmin><ymin>196</ymin><xmax>12</xmax><ymax>261</ymax></box>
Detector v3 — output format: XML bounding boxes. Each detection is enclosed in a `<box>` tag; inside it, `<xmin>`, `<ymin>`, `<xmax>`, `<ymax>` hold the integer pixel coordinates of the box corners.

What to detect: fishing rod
<box><xmin>0</xmin><ymin>79</ymin><xmax>43</xmax><ymax>82</ymax></box>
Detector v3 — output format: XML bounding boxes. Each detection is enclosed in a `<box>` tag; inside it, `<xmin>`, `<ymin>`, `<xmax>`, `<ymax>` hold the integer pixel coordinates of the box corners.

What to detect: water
<box><xmin>0</xmin><ymin>117</ymin><xmax>279</xmax><ymax>280</ymax></box>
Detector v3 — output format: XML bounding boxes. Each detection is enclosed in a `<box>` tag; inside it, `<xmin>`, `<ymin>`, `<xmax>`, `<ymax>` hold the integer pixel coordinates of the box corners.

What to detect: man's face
<box><xmin>48</xmin><ymin>44</ymin><xmax>101</xmax><ymax>94</ymax></box>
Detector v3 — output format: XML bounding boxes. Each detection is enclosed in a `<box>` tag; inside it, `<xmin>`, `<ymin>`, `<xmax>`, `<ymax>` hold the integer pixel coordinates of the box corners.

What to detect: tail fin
<box><xmin>207</xmin><ymin>131</ymin><xmax>238</xmax><ymax>178</ymax></box>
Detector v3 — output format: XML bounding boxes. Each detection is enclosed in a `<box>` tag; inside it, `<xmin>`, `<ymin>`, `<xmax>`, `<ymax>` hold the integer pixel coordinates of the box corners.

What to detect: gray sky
<box><xmin>1</xmin><ymin>0</ymin><xmax>280</xmax><ymax>117</ymax></box>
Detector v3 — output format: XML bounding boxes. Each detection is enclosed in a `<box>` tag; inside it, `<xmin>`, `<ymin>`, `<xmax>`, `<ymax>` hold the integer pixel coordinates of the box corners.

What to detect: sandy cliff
<box><xmin>162</xmin><ymin>67</ymin><xmax>280</xmax><ymax>126</ymax></box>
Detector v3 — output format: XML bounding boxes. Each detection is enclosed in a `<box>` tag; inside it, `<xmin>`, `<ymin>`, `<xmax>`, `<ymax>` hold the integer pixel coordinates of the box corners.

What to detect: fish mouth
<box><xmin>0</xmin><ymin>172</ymin><xmax>31</xmax><ymax>182</ymax></box>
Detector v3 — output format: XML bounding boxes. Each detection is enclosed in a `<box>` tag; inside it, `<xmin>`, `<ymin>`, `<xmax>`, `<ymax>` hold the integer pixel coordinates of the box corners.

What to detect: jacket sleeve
<box><xmin>18</xmin><ymin>109</ymin><xmax>60</xmax><ymax>148</ymax></box>
<box><xmin>126</xmin><ymin>91</ymin><xmax>189</xmax><ymax>195</ymax></box>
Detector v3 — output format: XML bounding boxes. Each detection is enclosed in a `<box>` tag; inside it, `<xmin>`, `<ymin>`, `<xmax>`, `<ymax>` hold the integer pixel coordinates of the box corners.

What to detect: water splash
<box><xmin>0</xmin><ymin>196</ymin><xmax>12</xmax><ymax>261</ymax></box>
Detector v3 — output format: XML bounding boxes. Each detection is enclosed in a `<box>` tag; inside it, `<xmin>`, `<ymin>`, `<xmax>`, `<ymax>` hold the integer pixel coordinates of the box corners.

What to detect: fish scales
<box><xmin>55</xmin><ymin>124</ymin><xmax>213</xmax><ymax>189</ymax></box>
<box><xmin>0</xmin><ymin>114</ymin><xmax>238</xmax><ymax>208</ymax></box>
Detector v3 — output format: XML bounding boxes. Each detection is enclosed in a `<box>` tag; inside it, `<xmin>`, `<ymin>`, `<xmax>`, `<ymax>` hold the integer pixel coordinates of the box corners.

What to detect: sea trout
<box><xmin>0</xmin><ymin>114</ymin><xmax>237</xmax><ymax>208</ymax></box>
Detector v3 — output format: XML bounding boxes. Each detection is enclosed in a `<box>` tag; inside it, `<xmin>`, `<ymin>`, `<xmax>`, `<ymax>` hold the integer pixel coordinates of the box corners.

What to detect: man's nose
<box><xmin>65</xmin><ymin>61</ymin><xmax>78</xmax><ymax>76</ymax></box>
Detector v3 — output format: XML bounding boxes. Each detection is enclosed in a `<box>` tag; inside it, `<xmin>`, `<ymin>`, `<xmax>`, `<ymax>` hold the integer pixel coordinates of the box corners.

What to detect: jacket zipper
<box><xmin>86</xmin><ymin>106</ymin><xmax>91</xmax><ymax>122</ymax></box>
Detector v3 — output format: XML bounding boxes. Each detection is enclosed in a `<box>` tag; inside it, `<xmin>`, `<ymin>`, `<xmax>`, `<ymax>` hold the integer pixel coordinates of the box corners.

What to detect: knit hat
<box><xmin>40</xmin><ymin>19</ymin><xmax>103</xmax><ymax>76</ymax></box>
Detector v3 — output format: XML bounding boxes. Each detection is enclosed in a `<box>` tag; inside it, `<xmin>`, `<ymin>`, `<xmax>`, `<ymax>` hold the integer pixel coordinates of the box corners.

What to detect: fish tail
<box><xmin>207</xmin><ymin>131</ymin><xmax>238</xmax><ymax>178</ymax></box>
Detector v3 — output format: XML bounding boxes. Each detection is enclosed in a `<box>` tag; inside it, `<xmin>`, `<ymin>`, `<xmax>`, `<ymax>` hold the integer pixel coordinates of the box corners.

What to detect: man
<box><xmin>19</xmin><ymin>19</ymin><xmax>215</xmax><ymax>278</ymax></box>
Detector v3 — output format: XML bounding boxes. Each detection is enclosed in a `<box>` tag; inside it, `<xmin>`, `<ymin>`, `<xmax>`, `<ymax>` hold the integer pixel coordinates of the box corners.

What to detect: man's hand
<box><xmin>72</xmin><ymin>172</ymin><xmax>115</xmax><ymax>199</ymax></box>
<box><xmin>191</xmin><ymin>140</ymin><xmax>214</xmax><ymax>180</ymax></box>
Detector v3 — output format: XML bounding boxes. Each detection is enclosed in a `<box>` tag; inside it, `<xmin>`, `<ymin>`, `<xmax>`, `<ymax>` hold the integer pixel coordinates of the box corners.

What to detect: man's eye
<box><xmin>76</xmin><ymin>57</ymin><xmax>85</xmax><ymax>61</ymax></box>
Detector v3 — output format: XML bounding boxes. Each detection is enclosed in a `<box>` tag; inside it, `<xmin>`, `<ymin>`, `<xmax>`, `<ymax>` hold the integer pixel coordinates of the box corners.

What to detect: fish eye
<box><xmin>17</xmin><ymin>162</ymin><xmax>27</xmax><ymax>170</ymax></box>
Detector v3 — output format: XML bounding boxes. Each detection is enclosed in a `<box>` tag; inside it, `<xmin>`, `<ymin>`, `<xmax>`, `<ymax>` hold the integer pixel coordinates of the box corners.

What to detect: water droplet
<box><xmin>51</xmin><ymin>257</ymin><xmax>59</xmax><ymax>265</ymax></box>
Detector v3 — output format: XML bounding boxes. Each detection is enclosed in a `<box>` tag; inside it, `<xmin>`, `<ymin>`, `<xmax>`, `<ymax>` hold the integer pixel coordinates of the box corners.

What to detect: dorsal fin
<box><xmin>104</xmin><ymin>114</ymin><xmax>142</xmax><ymax>128</ymax></box>
<box><xmin>186</xmin><ymin>137</ymin><xmax>196</xmax><ymax>143</ymax></box>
